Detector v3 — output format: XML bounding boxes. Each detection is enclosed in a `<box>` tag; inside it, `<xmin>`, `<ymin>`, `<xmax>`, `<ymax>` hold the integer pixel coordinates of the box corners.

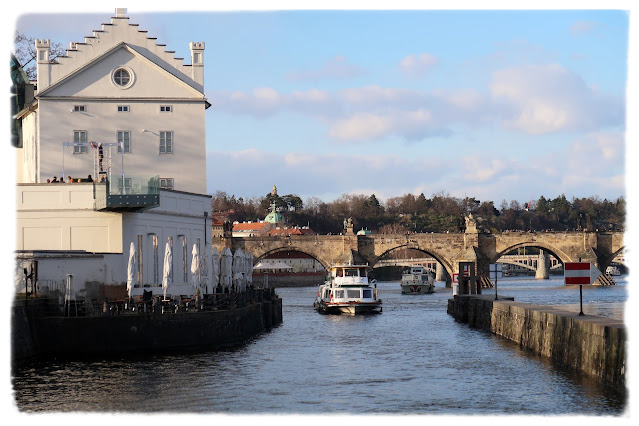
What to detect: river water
<box><xmin>12</xmin><ymin>276</ymin><xmax>628</xmax><ymax>415</ymax></box>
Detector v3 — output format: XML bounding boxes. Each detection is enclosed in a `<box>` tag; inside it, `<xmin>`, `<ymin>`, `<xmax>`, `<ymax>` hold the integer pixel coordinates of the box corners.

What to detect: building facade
<box><xmin>15</xmin><ymin>9</ymin><xmax>213</xmax><ymax>300</ymax></box>
<box><xmin>17</xmin><ymin>8</ymin><xmax>207</xmax><ymax>194</ymax></box>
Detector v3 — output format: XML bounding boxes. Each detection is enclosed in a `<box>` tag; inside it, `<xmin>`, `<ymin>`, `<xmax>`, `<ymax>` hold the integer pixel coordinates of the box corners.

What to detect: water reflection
<box><xmin>13</xmin><ymin>277</ymin><xmax>627</xmax><ymax>414</ymax></box>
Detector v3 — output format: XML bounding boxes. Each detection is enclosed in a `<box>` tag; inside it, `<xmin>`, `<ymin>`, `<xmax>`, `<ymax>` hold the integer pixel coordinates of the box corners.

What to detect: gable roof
<box><xmin>37</xmin><ymin>42</ymin><xmax>205</xmax><ymax>99</ymax></box>
<box><xmin>38</xmin><ymin>11</ymin><xmax>204</xmax><ymax>95</ymax></box>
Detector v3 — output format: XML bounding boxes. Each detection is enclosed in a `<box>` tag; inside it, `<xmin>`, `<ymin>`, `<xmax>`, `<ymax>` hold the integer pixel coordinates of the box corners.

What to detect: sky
<box><xmin>5</xmin><ymin>1</ymin><xmax>634</xmax><ymax>207</ymax></box>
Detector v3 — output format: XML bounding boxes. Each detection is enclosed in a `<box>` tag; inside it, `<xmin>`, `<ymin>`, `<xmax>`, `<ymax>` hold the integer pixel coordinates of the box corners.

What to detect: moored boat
<box><xmin>606</xmin><ymin>265</ymin><xmax>621</xmax><ymax>276</ymax></box>
<box><xmin>313</xmin><ymin>261</ymin><xmax>382</xmax><ymax>315</ymax></box>
<box><xmin>400</xmin><ymin>266</ymin><xmax>435</xmax><ymax>294</ymax></box>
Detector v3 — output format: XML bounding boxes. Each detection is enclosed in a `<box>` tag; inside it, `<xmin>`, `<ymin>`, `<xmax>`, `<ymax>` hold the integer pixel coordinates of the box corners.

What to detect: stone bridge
<box><xmin>212</xmin><ymin>223</ymin><xmax>624</xmax><ymax>287</ymax></box>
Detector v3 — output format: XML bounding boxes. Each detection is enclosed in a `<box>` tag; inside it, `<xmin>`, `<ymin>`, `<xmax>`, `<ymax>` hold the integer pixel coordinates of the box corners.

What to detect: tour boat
<box><xmin>606</xmin><ymin>265</ymin><xmax>621</xmax><ymax>276</ymax></box>
<box><xmin>400</xmin><ymin>266</ymin><xmax>435</xmax><ymax>294</ymax></box>
<box><xmin>313</xmin><ymin>262</ymin><xmax>382</xmax><ymax>315</ymax></box>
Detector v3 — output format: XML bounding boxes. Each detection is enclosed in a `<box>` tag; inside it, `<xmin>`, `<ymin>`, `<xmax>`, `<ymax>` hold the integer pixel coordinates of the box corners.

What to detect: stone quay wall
<box><xmin>447</xmin><ymin>295</ymin><xmax>625</xmax><ymax>390</ymax></box>
<box><xmin>12</xmin><ymin>296</ymin><xmax>282</xmax><ymax>362</ymax></box>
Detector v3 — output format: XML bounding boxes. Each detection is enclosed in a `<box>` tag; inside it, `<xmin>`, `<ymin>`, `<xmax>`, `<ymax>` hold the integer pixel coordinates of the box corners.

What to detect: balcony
<box><xmin>94</xmin><ymin>175</ymin><xmax>160</xmax><ymax>212</ymax></box>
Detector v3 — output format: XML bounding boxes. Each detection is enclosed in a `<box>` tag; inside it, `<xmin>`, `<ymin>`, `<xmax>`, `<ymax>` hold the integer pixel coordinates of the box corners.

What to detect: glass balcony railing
<box><xmin>94</xmin><ymin>175</ymin><xmax>160</xmax><ymax>211</ymax></box>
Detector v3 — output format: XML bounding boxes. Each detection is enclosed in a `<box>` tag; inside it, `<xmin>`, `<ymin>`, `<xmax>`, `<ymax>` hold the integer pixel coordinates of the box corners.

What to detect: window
<box><xmin>117</xmin><ymin>131</ymin><xmax>131</xmax><ymax>153</ymax></box>
<box><xmin>117</xmin><ymin>105</ymin><xmax>130</xmax><ymax>112</ymax></box>
<box><xmin>160</xmin><ymin>105</ymin><xmax>172</xmax><ymax>112</ymax></box>
<box><xmin>113</xmin><ymin>68</ymin><xmax>131</xmax><ymax>87</ymax></box>
<box><xmin>168</xmin><ymin>237</ymin><xmax>174</xmax><ymax>281</ymax></box>
<box><xmin>160</xmin><ymin>131</ymin><xmax>173</xmax><ymax>153</ymax></box>
<box><xmin>137</xmin><ymin>234</ymin><xmax>144</xmax><ymax>283</ymax></box>
<box><xmin>346</xmin><ymin>289</ymin><xmax>361</xmax><ymax>298</ymax></box>
<box><xmin>196</xmin><ymin>238</ymin><xmax>201</xmax><ymax>281</ymax></box>
<box><xmin>345</xmin><ymin>268</ymin><xmax>358</xmax><ymax>277</ymax></box>
<box><xmin>73</xmin><ymin>105</ymin><xmax>86</xmax><ymax>112</ymax></box>
<box><xmin>117</xmin><ymin>177</ymin><xmax>132</xmax><ymax>194</ymax></box>
<box><xmin>182</xmin><ymin>237</ymin><xmax>188</xmax><ymax>282</ymax></box>
<box><xmin>335</xmin><ymin>290</ymin><xmax>344</xmax><ymax>298</ymax></box>
<box><xmin>159</xmin><ymin>178</ymin><xmax>174</xmax><ymax>189</ymax></box>
<box><xmin>362</xmin><ymin>289</ymin><xmax>372</xmax><ymax>299</ymax></box>
<box><xmin>152</xmin><ymin>235</ymin><xmax>159</xmax><ymax>285</ymax></box>
<box><xmin>73</xmin><ymin>130</ymin><xmax>88</xmax><ymax>153</ymax></box>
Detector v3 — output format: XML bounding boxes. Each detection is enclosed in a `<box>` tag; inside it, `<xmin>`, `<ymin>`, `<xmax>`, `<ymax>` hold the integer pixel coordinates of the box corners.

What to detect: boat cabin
<box><xmin>330</xmin><ymin>265</ymin><xmax>369</xmax><ymax>286</ymax></box>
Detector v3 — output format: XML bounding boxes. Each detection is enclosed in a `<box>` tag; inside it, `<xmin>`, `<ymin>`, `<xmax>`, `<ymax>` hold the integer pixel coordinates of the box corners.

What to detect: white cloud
<box><xmin>570</xmin><ymin>20</ymin><xmax>598</xmax><ymax>37</ymax></box>
<box><xmin>329</xmin><ymin>113</ymin><xmax>394</xmax><ymax>141</ymax></box>
<box><xmin>286</xmin><ymin>55</ymin><xmax>364</xmax><ymax>82</ymax></box>
<box><xmin>490</xmin><ymin>64</ymin><xmax>623</xmax><ymax>134</ymax></box>
<box><xmin>399</xmin><ymin>53</ymin><xmax>439</xmax><ymax>78</ymax></box>
<box><xmin>209</xmin><ymin>64</ymin><xmax>623</xmax><ymax>143</ymax></box>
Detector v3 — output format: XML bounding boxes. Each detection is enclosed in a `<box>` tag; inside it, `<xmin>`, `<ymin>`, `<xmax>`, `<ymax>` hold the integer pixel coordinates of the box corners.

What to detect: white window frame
<box><xmin>182</xmin><ymin>237</ymin><xmax>188</xmax><ymax>282</ymax></box>
<box><xmin>117</xmin><ymin>105</ymin><xmax>130</xmax><ymax>112</ymax></box>
<box><xmin>160</xmin><ymin>105</ymin><xmax>173</xmax><ymax>112</ymax></box>
<box><xmin>159</xmin><ymin>178</ymin><xmax>174</xmax><ymax>190</ymax></box>
<box><xmin>73</xmin><ymin>105</ymin><xmax>86</xmax><ymax>112</ymax></box>
<box><xmin>152</xmin><ymin>235</ymin><xmax>159</xmax><ymax>285</ymax></box>
<box><xmin>73</xmin><ymin>130</ymin><xmax>88</xmax><ymax>154</ymax></box>
<box><xmin>111</xmin><ymin>67</ymin><xmax>135</xmax><ymax>89</ymax></box>
<box><xmin>160</xmin><ymin>131</ymin><xmax>173</xmax><ymax>154</ymax></box>
<box><xmin>117</xmin><ymin>130</ymin><xmax>131</xmax><ymax>153</ymax></box>
<box><xmin>137</xmin><ymin>234</ymin><xmax>144</xmax><ymax>283</ymax></box>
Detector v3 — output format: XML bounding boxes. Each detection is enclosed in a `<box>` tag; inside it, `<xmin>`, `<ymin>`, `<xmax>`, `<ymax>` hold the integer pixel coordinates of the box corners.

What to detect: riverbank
<box><xmin>447</xmin><ymin>294</ymin><xmax>625</xmax><ymax>390</ymax></box>
<box><xmin>12</xmin><ymin>288</ymin><xmax>282</xmax><ymax>363</ymax></box>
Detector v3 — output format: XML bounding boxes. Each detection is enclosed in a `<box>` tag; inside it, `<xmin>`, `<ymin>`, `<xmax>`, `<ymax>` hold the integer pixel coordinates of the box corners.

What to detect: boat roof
<box><xmin>331</xmin><ymin>264</ymin><xmax>369</xmax><ymax>269</ymax></box>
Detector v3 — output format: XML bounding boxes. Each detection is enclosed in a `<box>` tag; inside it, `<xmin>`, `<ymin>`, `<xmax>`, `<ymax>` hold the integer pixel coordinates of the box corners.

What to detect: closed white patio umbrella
<box><xmin>126</xmin><ymin>242</ymin><xmax>136</xmax><ymax>297</ymax></box>
<box><xmin>200</xmin><ymin>245</ymin><xmax>210</xmax><ymax>294</ymax></box>
<box><xmin>191</xmin><ymin>243</ymin><xmax>200</xmax><ymax>296</ymax></box>
<box><xmin>221</xmin><ymin>247</ymin><xmax>233</xmax><ymax>290</ymax></box>
<box><xmin>211</xmin><ymin>246</ymin><xmax>220</xmax><ymax>290</ymax></box>
<box><xmin>162</xmin><ymin>241</ymin><xmax>172</xmax><ymax>299</ymax></box>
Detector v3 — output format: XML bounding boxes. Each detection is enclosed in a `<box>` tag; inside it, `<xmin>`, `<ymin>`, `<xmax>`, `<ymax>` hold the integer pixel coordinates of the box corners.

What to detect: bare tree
<box><xmin>13</xmin><ymin>31</ymin><xmax>66</xmax><ymax>80</ymax></box>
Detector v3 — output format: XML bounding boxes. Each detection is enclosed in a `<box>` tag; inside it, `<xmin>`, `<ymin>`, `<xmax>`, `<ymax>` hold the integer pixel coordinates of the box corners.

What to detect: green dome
<box><xmin>264</xmin><ymin>202</ymin><xmax>285</xmax><ymax>224</ymax></box>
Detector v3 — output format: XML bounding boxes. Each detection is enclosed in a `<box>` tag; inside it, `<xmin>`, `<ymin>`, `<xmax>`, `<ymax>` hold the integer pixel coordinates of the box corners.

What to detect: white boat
<box><xmin>606</xmin><ymin>265</ymin><xmax>621</xmax><ymax>276</ymax></box>
<box><xmin>313</xmin><ymin>262</ymin><xmax>382</xmax><ymax>315</ymax></box>
<box><xmin>400</xmin><ymin>266</ymin><xmax>435</xmax><ymax>294</ymax></box>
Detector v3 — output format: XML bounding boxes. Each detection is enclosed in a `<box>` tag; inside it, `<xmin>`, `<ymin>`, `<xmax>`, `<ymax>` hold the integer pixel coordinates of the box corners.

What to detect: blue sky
<box><xmin>7</xmin><ymin>2</ymin><xmax>633</xmax><ymax>205</ymax></box>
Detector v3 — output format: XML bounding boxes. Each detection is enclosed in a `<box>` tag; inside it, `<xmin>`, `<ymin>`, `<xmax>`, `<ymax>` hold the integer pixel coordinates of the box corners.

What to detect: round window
<box><xmin>112</xmin><ymin>67</ymin><xmax>134</xmax><ymax>89</ymax></box>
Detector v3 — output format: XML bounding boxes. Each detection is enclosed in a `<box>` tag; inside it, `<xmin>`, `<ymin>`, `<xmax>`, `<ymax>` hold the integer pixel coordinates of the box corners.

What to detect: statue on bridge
<box><xmin>464</xmin><ymin>213</ymin><xmax>478</xmax><ymax>234</ymax></box>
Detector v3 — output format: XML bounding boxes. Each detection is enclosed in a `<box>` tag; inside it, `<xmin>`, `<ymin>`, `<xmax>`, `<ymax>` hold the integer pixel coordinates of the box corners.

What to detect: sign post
<box><xmin>564</xmin><ymin>262</ymin><xmax>601</xmax><ymax>316</ymax></box>
<box><xmin>489</xmin><ymin>264</ymin><xmax>502</xmax><ymax>300</ymax></box>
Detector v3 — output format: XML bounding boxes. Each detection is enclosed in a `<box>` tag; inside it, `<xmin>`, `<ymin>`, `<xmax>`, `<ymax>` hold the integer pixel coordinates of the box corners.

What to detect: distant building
<box><xmin>15</xmin><ymin>9</ymin><xmax>213</xmax><ymax>299</ymax></box>
<box><xmin>231</xmin><ymin>185</ymin><xmax>317</xmax><ymax>237</ymax></box>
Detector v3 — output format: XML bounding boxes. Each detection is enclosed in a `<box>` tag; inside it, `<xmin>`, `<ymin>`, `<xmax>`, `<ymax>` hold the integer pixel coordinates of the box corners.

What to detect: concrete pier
<box><xmin>447</xmin><ymin>294</ymin><xmax>625</xmax><ymax>390</ymax></box>
<box><xmin>535</xmin><ymin>250</ymin><xmax>549</xmax><ymax>279</ymax></box>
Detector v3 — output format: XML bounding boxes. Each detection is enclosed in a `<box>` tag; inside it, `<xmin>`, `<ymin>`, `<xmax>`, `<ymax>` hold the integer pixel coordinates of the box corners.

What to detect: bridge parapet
<box><xmin>213</xmin><ymin>230</ymin><xmax>624</xmax><ymax>286</ymax></box>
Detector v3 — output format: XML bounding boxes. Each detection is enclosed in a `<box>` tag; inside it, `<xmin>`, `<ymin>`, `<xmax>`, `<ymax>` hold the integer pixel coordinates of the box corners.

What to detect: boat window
<box><xmin>362</xmin><ymin>289</ymin><xmax>372</xmax><ymax>298</ymax></box>
<box><xmin>346</xmin><ymin>289</ymin><xmax>360</xmax><ymax>298</ymax></box>
<box><xmin>360</xmin><ymin>269</ymin><xmax>367</xmax><ymax>277</ymax></box>
<box><xmin>335</xmin><ymin>290</ymin><xmax>344</xmax><ymax>298</ymax></box>
<box><xmin>345</xmin><ymin>269</ymin><xmax>358</xmax><ymax>277</ymax></box>
<box><xmin>336</xmin><ymin>269</ymin><xmax>343</xmax><ymax>277</ymax></box>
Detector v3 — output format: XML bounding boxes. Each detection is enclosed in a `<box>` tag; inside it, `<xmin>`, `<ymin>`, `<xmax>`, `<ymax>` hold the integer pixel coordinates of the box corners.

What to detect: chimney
<box><xmin>115</xmin><ymin>8</ymin><xmax>127</xmax><ymax>18</ymax></box>
<box><xmin>189</xmin><ymin>42</ymin><xmax>205</xmax><ymax>87</ymax></box>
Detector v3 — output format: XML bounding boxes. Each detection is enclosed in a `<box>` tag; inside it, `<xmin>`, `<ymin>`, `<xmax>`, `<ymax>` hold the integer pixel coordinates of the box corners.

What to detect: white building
<box><xmin>15</xmin><ymin>9</ymin><xmax>213</xmax><ymax>300</ymax></box>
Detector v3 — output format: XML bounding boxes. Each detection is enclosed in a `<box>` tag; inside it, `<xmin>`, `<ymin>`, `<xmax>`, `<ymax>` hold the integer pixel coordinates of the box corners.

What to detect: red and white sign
<box><xmin>564</xmin><ymin>262</ymin><xmax>601</xmax><ymax>285</ymax></box>
<box><xmin>452</xmin><ymin>266</ymin><xmax>471</xmax><ymax>284</ymax></box>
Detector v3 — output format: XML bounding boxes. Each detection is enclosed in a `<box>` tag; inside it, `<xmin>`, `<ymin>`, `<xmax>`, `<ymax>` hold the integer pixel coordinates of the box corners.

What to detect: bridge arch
<box><xmin>495</xmin><ymin>242</ymin><xmax>571</xmax><ymax>266</ymax></box>
<box><xmin>371</xmin><ymin>244</ymin><xmax>454</xmax><ymax>280</ymax></box>
<box><xmin>253</xmin><ymin>246</ymin><xmax>331</xmax><ymax>271</ymax></box>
